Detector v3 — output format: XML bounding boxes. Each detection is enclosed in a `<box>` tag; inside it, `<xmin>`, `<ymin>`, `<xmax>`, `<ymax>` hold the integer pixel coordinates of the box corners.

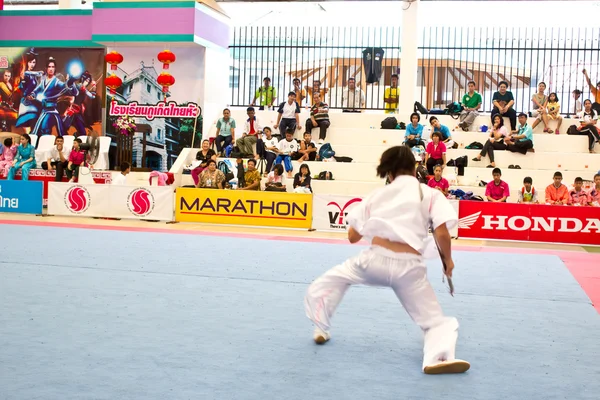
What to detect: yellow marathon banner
<box><xmin>175</xmin><ymin>189</ymin><xmax>313</xmax><ymax>229</ymax></box>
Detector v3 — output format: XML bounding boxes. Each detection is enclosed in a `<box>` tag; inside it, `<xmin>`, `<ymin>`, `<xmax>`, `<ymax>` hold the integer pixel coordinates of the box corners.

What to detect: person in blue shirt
<box><xmin>405</xmin><ymin>112</ymin><xmax>425</xmax><ymax>148</ymax></box>
<box><xmin>429</xmin><ymin>116</ymin><xmax>455</xmax><ymax>148</ymax></box>
<box><xmin>7</xmin><ymin>134</ymin><xmax>36</xmax><ymax>180</ymax></box>
<box><xmin>506</xmin><ymin>113</ymin><xmax>534</xmax><ymax>154</ymax></box>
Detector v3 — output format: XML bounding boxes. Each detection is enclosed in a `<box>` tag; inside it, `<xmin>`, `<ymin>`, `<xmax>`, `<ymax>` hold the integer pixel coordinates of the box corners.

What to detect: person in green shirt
<box><xmin>458</xmin><ymin>81</ymin><xmax>482</xmax><ymax>131</ymax></box>
<box><xmin>251</xmin><ymin>77</ymin><xmax>276</xmax><ymax>110</ymax></box>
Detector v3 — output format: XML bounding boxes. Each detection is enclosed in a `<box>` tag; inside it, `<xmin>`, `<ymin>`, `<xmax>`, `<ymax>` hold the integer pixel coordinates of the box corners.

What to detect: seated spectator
<box><xmin>306</xmin><ymin>92</ymin><xmax>330</xmax><ymax>144</ymax></box>
<box><xmin>472</xmin><ymin>114</ymin><xmax>507</xmax><ymax>168</ymax></box>
<box><xmin>546</xmin><ymin>93</ymin><xmax>563</xmax><ymax>134</ymax></box>
<box><xmin>545</xmin><ymin>171</ymin><xmax>569</xmax><ymax>205</ymax></box>
<box><xmin>342</xmin><ymin>77</ymin><xmax>365</xmax><ymax>112</ymax></box>
<box><xmin>42</xmin><ymin>136</ymin><xmax>71</xmax><ymax>182</ymax></box>
<box><xmin>293</xmin><ymin>78</ymin><xmax>306</xmax><ymax>107</ymax></box>
<box><xmin>424</xmin><ymin>131</ymin><xmax>446</xmax><ymax>175</ymax></box>
<box><xmin>306</xmin><ymin>79</ymin><xmax>328</xmax><ymax>106</ymax></box>
<box><xmin>265</xmin><ymin>164</ymin><xmax>286</xmax><ymax>191</ymax></box>
<box><xmin>238</xmin><ymin>159</ymin><xmax>261</xmax><ymax>190</ymax></box>
<box><xmin>275</xmin><ymin>129</ymin><xmax>300</xmax><ymax>178</ymax></box>
<box><xmin>256</xmin><ymin>127</ymin><xmax>278</xmax><ymax>176</ymax></box>
<box><xmin>590</xmin><ymin>173</ymin><xmax>600</xmax><ymax>206</ymax></box>
<box><xmin>191</xmin><ymin>139</ymin><xmax>217</xmax><ymax>187</ymax></box>
<box><xmin>250</xmin><ymin>77</ymin><xmax>276</xmax><ymax>110</ymax></box>
<box><xmin>485</xmin><ymin>168</ymin><xmax>509</xmax><ymax>202</ymax></box>
<box><xmin>429</xmin><ymin>116</ymin><xmax>455</xmax><ymax>148</ymax></box>
<box><xmin>384</xmin><ymin>74</ymin><xmax>399</xmax><ymax>114</ymax></box>
<box><xmin>236</xmin><ymin>107</ymin><xmax>262</xmax><ymax>157</ymax></box>
<box><xmin>577</xmin><ymin>99</ymin><xmax>600</xmax><ymax>153</ymax></box>
<box><xmin>214</xmin><ymin>108</ymin><xmax>236</xmax><ymax>156</ymax></box>
<box><xmin>293</xmin><ymin>163</ymin><xmax>312</xmax><ymax>193</ymax></box>
<box><xmin>0</xmin><ymin>137</ymin><xmax>18</xmax><ymax>178</ymax></box>
<box><xmin>458</xmin><ymin>81</ymin><xmax>482</xmax><ymax>131</ymax></box>
<box><xmin>582</xmin><ymin>68</ymin><xmax>600</xmax><ymax>115</ymax></box>
<box><xmin>197</xmin><ymin>159</ymin><xmax>225</xmax><ymax>189</ymax></box>
<box><xmin>569</xmin><ymin>177</ymin><xmax>592</xmax><ymax>206</ymax></box>
<box><xmin>517</xmin><ymin>176</ymin><xmax>538</xmax><ymax>203</ymax></box>
<box><xmin>491</xmin><ymin>80</ymin><xmax>517</xmax><ymax>130</ymax></box>
<box><xmin>148</xmin><ymin>171</ymin><xmax>175</xmax><ymax>186</ymax></box>
<box><xmin>7</xmin><ymin>134</ymin><xmax>35</xmax><ymax>181</ymax></box>
<box><xmin>295</xmin><ymin>131</ymin><xmax>317</xmax><ymax>161</ymax></box>
<box><xmin>112</xmin><ymin>162</ymin><xmax>130</xmax><ymax>185</ymax></box>
<box><xmin>405</xmin><ymin>113</ymin><xmax>425</xmax><ymax>148</ymax></box>
<box><xmin>276</xmin><ymin>92</ymin><xmax>301</xmax><ymax>135</ymax></box>
<box><xmin>66</xmin><ymin>138</ymin><xmax>85</xmax><ymax>183</ymax></box>
<box><xmin>506</xmin><ymin>113</ymin><xmax>534</xmax><ymax>154</ymax></box>
<box><xmin>427</xmin><ymin>165</ymin><xmax>449</xmax><ymax>196</ymax></box>
<box><xmin>530</xmin><ymin>82</ymin><xmax>549</xmax><ymax>132</ymax></box>
<box><xmin>571</xmin><ymin>89</ymin><xmax>582</xmax><ymax>117</ymax></box>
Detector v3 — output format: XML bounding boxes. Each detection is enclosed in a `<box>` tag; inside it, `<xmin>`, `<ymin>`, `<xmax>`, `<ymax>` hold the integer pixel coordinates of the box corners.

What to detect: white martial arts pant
<box><xmin>304</xmin><ymin>246</ymin><xmax>459</xmax><ymax>371</ymax></box>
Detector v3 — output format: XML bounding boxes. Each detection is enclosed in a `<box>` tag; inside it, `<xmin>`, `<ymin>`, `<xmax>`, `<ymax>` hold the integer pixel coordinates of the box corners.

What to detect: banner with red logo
<box><xmin>47</xmin><ymin>183</ymin><xmax>174</xmax><ymax>221</ymax></box>
<box><xmin>458</xmin><ymin>201</ymin><xmax>600</xmax><ymax>246</ymax></box>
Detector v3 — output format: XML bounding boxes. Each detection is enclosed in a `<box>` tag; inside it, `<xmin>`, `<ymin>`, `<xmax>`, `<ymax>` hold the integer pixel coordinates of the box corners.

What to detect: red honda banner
<box><xmin>458</xmin><ymin>201</ymin><xmax>600</xmax><ymax>246</ymax></box>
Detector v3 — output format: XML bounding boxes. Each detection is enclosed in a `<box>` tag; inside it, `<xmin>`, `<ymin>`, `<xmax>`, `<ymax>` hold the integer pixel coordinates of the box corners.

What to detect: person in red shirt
<box><xmin>545</xmin><ymin>171</ymin><xmax>569</xmax><ymax>205</ymax></box>
<box><xmin>569</xmin><ymin>177</ymin><xmax>592</xmax><ymax>206</ymax></box>
<box><xmin>427</xmin><ymin>164</ymin><xmax>449</xmax><ymax>196</ymax></box>
<box><xmin>485</xmin><ymin>168</ymin><xmax>510</xmax><ymax>202</ymax></box>
<box><xmin>424</xmin><ymin>131</ymin><xmax>446</xmax><ymax>175</ymax></box>
<box><xmin>66</xmin><ymin>138</ymin><xmax>85</xmax><ymax>183</ymax></box>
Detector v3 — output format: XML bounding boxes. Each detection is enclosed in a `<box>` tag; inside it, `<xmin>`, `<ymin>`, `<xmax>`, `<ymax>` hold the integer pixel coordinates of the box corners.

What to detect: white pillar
<box><xmin>58</xmin><ymin>0</ymin><xmax>79</xmax><ymax>9</ymax></box>
<box><xmin>201</xmin><ymin>46</ymin><xmax>230</xmax><ymax>141</ymax></box>
<box><xmin>399</xmin><ymin>0</ymin><xmax>420</xmax><ymax>114</ymax></box>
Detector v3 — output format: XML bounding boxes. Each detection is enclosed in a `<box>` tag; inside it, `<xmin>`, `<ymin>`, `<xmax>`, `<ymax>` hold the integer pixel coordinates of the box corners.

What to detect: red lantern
<box><xmin>105</xmin><ymin>51</ymin><xmax>124</xmax><ymax>71</ymax></box>
<box><xmin>157</xmin><ymin>72</ymin><xmax>175</xmax><ymax>96</ymax></box>
<box><xmin>105</xmin><ymin>74</ymin><xmax>122</xmax><ymax>95</ymax></box>
<box><xmin>157</xmin><ymin>50</ymin><xmax>176</xmax><ymax>70</ymax></box>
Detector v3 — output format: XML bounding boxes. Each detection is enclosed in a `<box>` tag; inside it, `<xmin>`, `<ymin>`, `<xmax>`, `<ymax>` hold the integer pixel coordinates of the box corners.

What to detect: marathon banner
<box><xmin>458</xmin><ymin>201</ymin><xmax>600</xmax><ymax>246</ymax></box>
<box><xmin>48</xmin><ymin>182</ymin><xmax>174</xmax><ymax>221</ymax></box>
<box><xmin>175</xmin><ymin>188</ymin><xmax>313</xmax><ymax>229</ymax></box>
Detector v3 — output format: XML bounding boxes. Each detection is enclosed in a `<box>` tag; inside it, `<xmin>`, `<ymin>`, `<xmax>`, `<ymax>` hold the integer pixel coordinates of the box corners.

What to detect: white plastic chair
<box><xmin>34</xmin><ymin>135</ymin><xmax>57</xmax><ymax>166</ymax></box>
<box><xmin>93</xmin><ymin>136</ymin><xmax>112</xmax><ymax>170</ymax></box>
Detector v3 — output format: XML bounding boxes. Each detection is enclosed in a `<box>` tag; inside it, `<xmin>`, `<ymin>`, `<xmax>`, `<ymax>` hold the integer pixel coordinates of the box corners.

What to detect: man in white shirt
<box><xmin>275</xmin><ymin>129</ymin><xmax>300</xmax><ymax>178</ymax></box>
<box><xmin>236</xmin><ymin>107</ymin><xmax>263</xmax><ymax>156</ymax></box>
<box><xmin>342</xmin><ymin>77</ymin><xmax>365</xmax><ymax>112</ymax></box>
<box><xmin>112</xmin><ymin>161</ymin><xmax>130</xmax><ymax>185</ymax></box>
<box><xmin>42</xmin><ymin>136</ymin><xmax>71</xmax><ymax>182</ymax></box>
<box><xmin>276</xmin><ymin>92</ymin><xmax>301</xmax><ymax>136</ymax></box>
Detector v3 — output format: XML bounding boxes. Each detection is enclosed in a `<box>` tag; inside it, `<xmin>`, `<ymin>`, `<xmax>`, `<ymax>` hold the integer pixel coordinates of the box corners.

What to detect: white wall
<box><xmin>201</xmin><ymin>46</ymin><xmax>229</xmax><ymax>142</ymax></box>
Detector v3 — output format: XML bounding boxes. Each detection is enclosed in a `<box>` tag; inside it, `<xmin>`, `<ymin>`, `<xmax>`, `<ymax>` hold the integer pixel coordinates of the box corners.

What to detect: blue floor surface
<box><xmin>1</xmin><ymin>224</ymin><xmax>599</xmax><ymax>400</ymax></box>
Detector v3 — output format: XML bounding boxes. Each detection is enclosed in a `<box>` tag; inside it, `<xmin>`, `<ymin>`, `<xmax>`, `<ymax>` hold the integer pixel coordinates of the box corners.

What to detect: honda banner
<box><xmin>458</xmin><ymin>201</ymin><xmax>600</xmax><ymax>246</ymax></box>
<box><xmin>48</xmin><ymin>183</ymin><xmax>174</xmax><ymax>221</ymax></box>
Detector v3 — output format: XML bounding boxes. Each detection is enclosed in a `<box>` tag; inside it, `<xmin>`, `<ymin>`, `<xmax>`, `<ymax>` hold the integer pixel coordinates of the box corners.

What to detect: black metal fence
<box><xmin>229</xmin><ymin>25</ymin><xmax>600</xmax><ymax>115</ymax></box>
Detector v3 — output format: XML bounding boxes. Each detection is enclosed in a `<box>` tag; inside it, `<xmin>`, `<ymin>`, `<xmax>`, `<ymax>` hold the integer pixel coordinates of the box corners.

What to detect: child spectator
<box><xmin>485</xmin><ymin>168</ymin><xmax>509</xmax><ymax>202</ymax></box>
<box><xmin>256</xmin><ymin>127</ymin><xmax>278</xmax><ymax>176</ymax></box>
<box><xmin>569</xmin><ymin>177</ymin><xmax>592</xmax><ymax>206</ymax></box>
<box><xmin>405</xmin><ymin>113</ymin><xmax>424</xmax><ymax>148</ymax></box>
<box><xmin>506</xmin><ymin>113</ymin><xmax>534</xmax><ymax>154</ymax></box>
<box><xmin>276</xmin><ymin>129</ymin><xmax>299</xmax><ymax>178</ymax></box>
<box><xmin>112</xmin><ymin>162</ymin><xmax>130</xmax><ymax>185</ymax></box>
<box><xmin>546</xmin><ymin>92</ymin><xmax>563</xmax><ymax>134</ymax></box>
<box><xmin>590</xmin><ymin>173</ymin><xmax>600</xmax><ymax>206</ymax></box>
<box><xmin>427</xmin><ymin>165</ymin><xmax>449</xmax><ymax>196</ymax></box>
<box><xmin>265</xmin><ymin>164</ymin><xmax>286</xmax><ymax>191</ymax></box>
<box><xmin>571</xmin><ymin>89</ymin><xmax>583</xmax><ymax>116</ymax></box>
<box><xmin>214</xmin><ymin>108</ymin><xmax>236</xmax><ymax>156</ymax></box>
<box><xmin>293</xmin><ymin>163</ymin><xmax>312</xmax><ymax>193</ymax></box>
<box><xmin>458</xmin><ymin>81</ymin><xmax>482</xmax><ymax>131</ymax></box>
<box><xmin>424</xmin><ymin>131</ymin><xmax>446</xmax><ymax>175</ymax></box>
<box><xmin>429</xmin><ymin>116</ymin><xmax>455</xmax><ymax>148</ymax></box>
<box><xmin>517</xmin><ymin>176</ymin><xmax>538</xmax><ymax>203</ymax></box>
<box><xmin>545</xmin><ymin>171</ymin><xmax>569</xmax><ymax>205</ymax></box>
<box><xmin>66</xmin><ymin>138</ymin><xmax>85</xmax><ymax>183</ymax></box>
<box><xmin>0</xmin><ymin>137</ymin><xmax>18</xmax><ymax>178</ymax></box>
<box><xmin>295</xmin><ymin>131</ymin><xmax>317</xmax><ymax>161</ymax></box>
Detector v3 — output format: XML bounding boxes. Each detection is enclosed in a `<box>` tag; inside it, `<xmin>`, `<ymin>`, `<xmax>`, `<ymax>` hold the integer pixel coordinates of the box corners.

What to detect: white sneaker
<box><xmin>318</xmin><ymin>139</ymin><xmax>324</xmax><ymax>144</ymax></box>
<box><xmin>423</xmin><ymin>359</ymin><xmax>470</xmax><ymax>375</ymax></box>
<box><xmin>68</xmin><ymin>178</ymin><xmax>74</xmax><ymax>183</ymax></box>
<box><xmin>313</xmin><ymin>328</ymin><xmax>330</xmax><ymax>345</ymax></box>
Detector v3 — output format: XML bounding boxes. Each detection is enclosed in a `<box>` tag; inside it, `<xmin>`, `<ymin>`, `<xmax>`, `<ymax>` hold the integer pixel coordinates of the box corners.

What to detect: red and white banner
<box><xmin>458</xmin><ymin>201</ymin><xmax>600</xmax><ymax>246</ymax></box>
<box><xmin>48</xmin><ymin>183</ymin><xmax>174</xmax><ymax>221</ymax></box>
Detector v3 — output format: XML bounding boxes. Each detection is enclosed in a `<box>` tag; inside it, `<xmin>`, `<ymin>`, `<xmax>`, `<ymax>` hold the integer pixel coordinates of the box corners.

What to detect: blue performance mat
<box><xmin>0</xmin><ymin>224</ymin><xmax>599</xmax><ymax>400</ymax></box>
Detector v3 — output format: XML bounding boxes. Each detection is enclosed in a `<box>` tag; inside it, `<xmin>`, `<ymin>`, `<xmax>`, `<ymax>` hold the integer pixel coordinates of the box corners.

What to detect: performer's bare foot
<box><xmin>313</xmin><ymin>328</ymin><xmax>330</xmax><ymax>345</ymax></box>
<box><xmin>424</xmin><ymin>359</ymin><xmax>470</xmax><ymax>375</ymax></box>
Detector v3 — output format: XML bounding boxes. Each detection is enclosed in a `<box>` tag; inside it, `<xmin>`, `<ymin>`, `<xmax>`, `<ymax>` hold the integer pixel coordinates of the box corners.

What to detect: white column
<box><xmin>201</xmin><ymin>46</ymin><xmax>230</xmax><ymax>141</ymax></box>
<box><xmin>58</xmin><ymin>0</ymin><xmax>79</xmax><ymax>9</ymax></box>
<box><xmin>399</xmin><ymin>0</ymin><xmax>420</xmax><ymax>114</ymax></box>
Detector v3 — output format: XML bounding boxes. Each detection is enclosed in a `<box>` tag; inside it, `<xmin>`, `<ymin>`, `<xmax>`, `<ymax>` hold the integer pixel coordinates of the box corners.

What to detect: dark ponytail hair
<box><xmin>376</xmin><ymin>145</ymin><xmax>416</xmax><ymax>179</ymax></box>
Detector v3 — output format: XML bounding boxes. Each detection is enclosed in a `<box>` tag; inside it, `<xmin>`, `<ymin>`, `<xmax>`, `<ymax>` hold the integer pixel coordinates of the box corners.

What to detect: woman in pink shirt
<box><xmin>425</xmin><ymin>131</ymin><xmax>446</xmax><ymax>175</ymax></box>
<box><xmin>472</xmin><ymin>114</ymin><xmax>508</xmax><ymax>168</ymax></box>
<box><xmin>427</xmin><ymin>165</ymin><xmax>449</xmax><ymax>196</ymax></box>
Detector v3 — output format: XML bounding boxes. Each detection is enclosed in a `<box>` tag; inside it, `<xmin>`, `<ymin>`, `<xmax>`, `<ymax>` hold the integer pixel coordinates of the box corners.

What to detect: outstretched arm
<box><xmin>433</xmin><ymin>223</ymin><xmax>454</xmax><ymax>278</ymax></box>
<box><xmin>348</xmin><ymin>226</ymin><xmax>363</xmax><ymax>244</ymax></box>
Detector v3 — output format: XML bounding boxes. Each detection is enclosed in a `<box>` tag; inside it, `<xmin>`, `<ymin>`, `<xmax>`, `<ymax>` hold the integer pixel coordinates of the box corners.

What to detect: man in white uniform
<box><xmin>304</xmin><ymin>146</ymin><xmax>470</xmax><ymax>375</ymax></box>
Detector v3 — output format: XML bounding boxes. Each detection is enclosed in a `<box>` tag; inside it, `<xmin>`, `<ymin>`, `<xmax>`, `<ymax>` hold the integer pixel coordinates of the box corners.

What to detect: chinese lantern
<box><xmin>105</xmin><ymin>51</ymin><xmax>123</xmax><ymax>71</ymax></box>
<box><xmin>157</xmin><ymin>72</ymin><xmax>175</xmax><ymax>97</ymax></box>
<box><xmin>105</xmin><ymin>74</ymin><xmax>122</xmax><ymax>95</ymax></box>
<box><xmin>157</xmin><ymin>50</ymin><xmax>176</xmax><ymax>70</ymax></box>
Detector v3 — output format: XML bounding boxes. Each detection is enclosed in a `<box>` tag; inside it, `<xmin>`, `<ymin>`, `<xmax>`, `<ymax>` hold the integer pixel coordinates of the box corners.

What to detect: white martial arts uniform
<box><xmin>304</xmin><ymin>175</ymin><xmax>461</xmax><ymax>371</ymax></box>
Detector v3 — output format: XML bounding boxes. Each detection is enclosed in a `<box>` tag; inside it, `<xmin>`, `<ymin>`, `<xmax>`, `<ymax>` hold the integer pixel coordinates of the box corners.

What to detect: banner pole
<box><xmin>190</xmin><ymin>104</ymin><xmax>200</xmax><ymax>149</ymax></box>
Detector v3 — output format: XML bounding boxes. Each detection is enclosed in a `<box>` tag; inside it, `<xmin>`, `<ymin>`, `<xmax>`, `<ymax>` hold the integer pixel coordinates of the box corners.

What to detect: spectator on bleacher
<box><xmin>491</xmin><ymin>81</ymin><xmax>517</xmax><ymax>130</ymax></box>
<box><xmin>197</xmin><ymin>159</ymin><xmax>225</xmax><ymax>189</ymax></box>
<box><xmin>458</xmin><ymin>81</ymin><xmax>482</xmax><ymax>131</ymax></box>
<box><xmin>112</xmin><ymin>162</ymin><xmax>130</xmax><ymax>185</ymax></box>
<box><xmin>42</xmin><ymin>136</ymin><xmax>70</xmax><ymax>182</ymax></box>
<box><xmin>405</xmin><ymin>113</ymin><xmax>425</xmax><ymax>148</ymax></box>
<box><xmin>342</xmin><ymin>77</ymin><xmax>365</xmax><ymax>113</ymax></box>
<box><xmin>384</xmin><ymin>74</ymin><xmax>399</xmax><ymax>114</ymax></box>
<box><xmin>276</xmin><ymin>129</ymin><xmax>299</xmax><ymax>178</ymax></box>
<box><xmin>546</xmin><ymin>93</ymin><xmax>563</xmax><ymax>134</ymax></box>
<box><xmin>293</xmin><ymin>78</ymin><xmax>306</xmax><ymax>107</ymax></box>
<box><xmin>485</xmin><ymin>168</ymin><xmax>509</xmax><ymax>202</ymax></box>
<box><xmin>191</xmin><ymin>139</ymin><xmax>217</xmax><ymax>187</ymax></box>
<box><xmin>530</xmin><ymin>82</ymin><xmax>549</xmax><ymax>132</ymax></box>
<box><xmin>293</xmin><ymin>163</ymin><xmax>312</xmax><ymax>193</ymax></box>
<box><xmin>429</xmin><ymin>116</ymin><xmax>455</xmax><ymax>148</ymax></box>
<box><xmin>250</xmin><ymin>77</ymin><xmax>276</xmax><ymax>110</ymax></box>
<box><xmin>427</xmin><ymin>165</ymin><xmax>449</xmax><ymax>196</ymax></box>
<box><xmin>296</xmin><ymin>131</ymin><xmax>317</xmax><ymax>162</ymax></box>
<box><xmin>545</xmin><ymin>171</ymin><xmax>569</xmax><ymax>205</ymax></box>
<box><xmin>7</xmin><ymin>134</ymin><xmax>35</xmax><ymax>181</ymax></box>
<box><xmin>569</xmin><ymin>177</ymin><xmax>592</xmax><ymax>206</ymax></box>
<box><xmin>215</xmin><ymin>108</ymin><xmax>236</xmax><ymax>156</ymax></box>
<box><xmin>306</xmin><ymin>80</ymin><xmax>328</xmax><ymax>106</ymax></box>
<box><xmin>306</xmin><ymin>92</ymin><xmax>330</xmax><ymax>144</ymax></box>
<box><xmin>265</xmin><ymin>164</ymin><xmax>285</xmax><ymax>191</ymax></box>
<box><xmin>236</xmin><ymin>107</ymin><xmax>262</xmax><ymax>157</ymax></box>
<box><xmin>582</xmin><ymin>69</ymin><xmax>600</xmax><ymax>115</ymax></box>
<box><xmin>590</xmin><ymin>173</ymin><xmax>600</xmax><ymax>206</ymax></box>
<box><xmin>425</xmin><ymin>131</ymin><xmax>446</xmax><ymax>175</ymax></box>
<box><xmin>66</xmin><ymin>138</ymin><xmax>85</xmax><ymax>183</ymax></box>
<box><xmin>571</xmin><ymin>89</ymin><xmax>583</xmax><ymax>117</ymax></box>
<box><xmin>276</xmin><ymin>92</ymin><xmax>301</xmax><ymax>135</ymax></box>
<box><xmin>506</xmin><ymin>113</ymin><xmax>534</xmax><ymax>154</ymax></box>
<box><xmin>517</xmin><ymin>176</ymin><xmax>538</xmax><ymax>204</ymax></box>
<box><xmin>256</xmin><ymin>126</ymin><xmax>278</xmax><ymax>175</ymax></box>
<box><xmin>472</xmin><ymin>114</ymin><xmax>507</xmax><ymax>168</ymax></box>
<box><xmin>0</xmin><ymin>137</ymin><xmax>18</xmax><ymax>178</ymax></box>
<box><xmin>577</xmin><ymin>99</ymin><xmax>600</xmax><ymax>153</ymax></box>
<box><xmin>238</xmin><ymin>159</ymin><xmax>261</xmax><ymax>191</ymax></box>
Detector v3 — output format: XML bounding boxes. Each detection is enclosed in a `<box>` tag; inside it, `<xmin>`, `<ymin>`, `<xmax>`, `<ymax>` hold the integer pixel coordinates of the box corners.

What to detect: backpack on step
<box><xmin>217</xmin><ymin>160</ymin><xmax>235</xmax><ymax>182</ymax></box>
<box><xmin>318</xmin><ymin>143</ymin><xmax>335</xmax><ymax>160</ymax></box>
<box><xmin>381</xmin><ymin>116</ymin><xmax>398</xmax><ymax>129</ymax></box>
